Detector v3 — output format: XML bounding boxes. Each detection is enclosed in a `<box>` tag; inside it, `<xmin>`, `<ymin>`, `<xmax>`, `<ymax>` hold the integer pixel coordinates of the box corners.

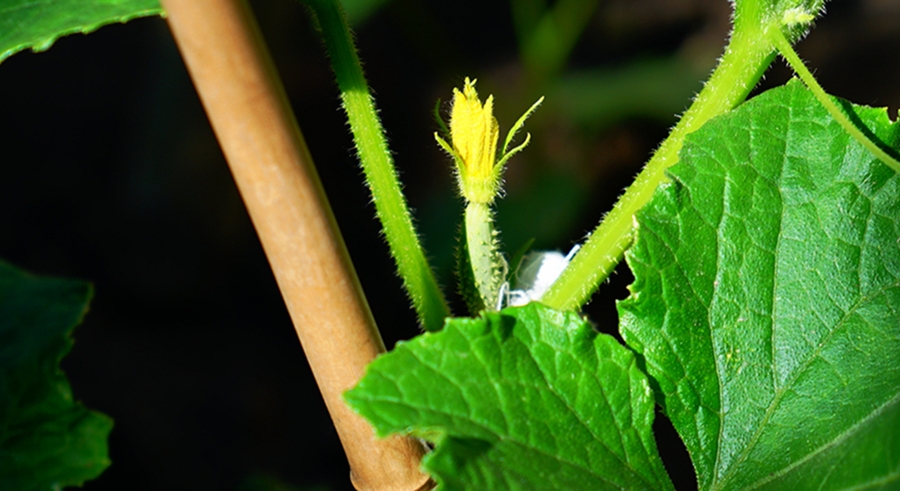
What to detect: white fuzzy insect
<box><xmin>500</xmin><ymin>245</ymin><xmax>580</xmax><ymax>309</ymax></box>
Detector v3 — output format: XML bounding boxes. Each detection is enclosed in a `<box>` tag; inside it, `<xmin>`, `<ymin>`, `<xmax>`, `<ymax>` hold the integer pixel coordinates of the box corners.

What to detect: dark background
<box><xmin>0</xmin><ymin>0</ymin><xmax>897</xmax><ymax>489</ymax></box>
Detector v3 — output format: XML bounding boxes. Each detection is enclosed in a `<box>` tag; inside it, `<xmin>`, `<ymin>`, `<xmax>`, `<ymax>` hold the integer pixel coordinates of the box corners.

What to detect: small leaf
<box><xmin>0</xmin><ymin>260</ymin><xmax>113</xmax><ymax>490</ymax></box>
<box><xmin>347</xmin><ymin>303</ymin><xmax>674</xmax><ymax>490</ymax></box>
<box><xmin>0</xmin><ymin>0</ymin><xmax>162</xmax><ymax>63</ymax></box>
<box><xmin>619</xmin><ymin>80</ymin><xmax>900</xmax><ymax>490</ymax></box>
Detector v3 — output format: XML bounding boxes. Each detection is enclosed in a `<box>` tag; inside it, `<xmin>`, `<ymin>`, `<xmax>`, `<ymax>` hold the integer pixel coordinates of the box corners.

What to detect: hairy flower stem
<box><xmin>465</xmin><ymin>202</ymin><xmax>507</xmax><ymax>311</ymax></box>
<box><xmin>302</xmin><ymin>0</ymin><xmax>450</xmax><ymax>331</ymax></box>
<box><xmin>542</xmin><ymin>24</ymin><xmax>776</xmax><ymax>311</ymax></box>
<box><xmin>435</xmin><ymin>78</ymin><xmax>540</xmax><ymax>313</ymax></box>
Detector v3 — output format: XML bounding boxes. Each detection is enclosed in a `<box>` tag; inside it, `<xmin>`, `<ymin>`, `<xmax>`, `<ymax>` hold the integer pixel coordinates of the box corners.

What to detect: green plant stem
<box><xmin>542</xmin><ymin>24</ymin><xmax>777</xmax><ymax>311</ymax></box>
<box><xmin>465</xmin><ymin>201</ymin><xmax>506</xmax><ymax>311</ymax></box>
<box><xmin>302</xmin><ymin>0</ymin><xmax>450</xmax><ymax>331</ymax></box>
<box><xmin>771</xmin><ymin>29</ymin><xmax>900</xmax><ymax>173</ymax></box>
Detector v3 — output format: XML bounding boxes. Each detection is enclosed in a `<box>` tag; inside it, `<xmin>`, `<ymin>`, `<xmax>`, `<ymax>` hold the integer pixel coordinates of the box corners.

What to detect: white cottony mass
<box><xmin>505</xmin><ymin>245</ymin><xmax>580</xmax><ymax>308</ymax></box>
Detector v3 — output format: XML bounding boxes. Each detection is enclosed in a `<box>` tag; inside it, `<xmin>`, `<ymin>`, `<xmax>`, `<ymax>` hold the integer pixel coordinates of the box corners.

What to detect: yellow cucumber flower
<box><xmin>435</xmin><ymin>78</ymin><xmax>543</xmax><ymax>204</ymax></box>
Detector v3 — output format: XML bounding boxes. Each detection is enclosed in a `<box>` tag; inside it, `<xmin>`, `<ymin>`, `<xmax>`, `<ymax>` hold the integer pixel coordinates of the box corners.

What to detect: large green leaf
<box><xmin>346</xmin><ymin>303</ymin><xmax>674</xmax><ymax>490</ymax></box>
<box><xmin>619</xmin><ymin>80</ymin><xmax>900</xmax><ymax>490</ymax></box>
<box><xmin>0</xmin><ymin>0</ymin><xmax>162</xmax><ymax>63</ymax></box>
<box><xmin>0</xmin><ymin>260</ymin><xmax>113</xmax><ymax>490</ymax></box>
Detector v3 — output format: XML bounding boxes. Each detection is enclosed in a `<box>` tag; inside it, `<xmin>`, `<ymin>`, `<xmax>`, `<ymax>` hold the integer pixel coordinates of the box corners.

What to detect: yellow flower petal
<box><xmin>449</xmin><ymin>78</ymin><xmax>500</xmax><ymax>203</ymax></box>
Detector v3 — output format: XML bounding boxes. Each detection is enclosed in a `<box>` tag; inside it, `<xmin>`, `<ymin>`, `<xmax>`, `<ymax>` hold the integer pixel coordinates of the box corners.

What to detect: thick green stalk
<box><xmin>302</xmin><ymin>0</ymin><xmax>450</xmax><ymax>330</ymax></box>
<box><xmin>542</xmin><ymin>21</ymin><xmax>776</xmax><ymax>311</ymax></box>
<box><xmin>465</xmin><ymin>202</ymin><xmax>507</xmax><ymax>311</ymax></box>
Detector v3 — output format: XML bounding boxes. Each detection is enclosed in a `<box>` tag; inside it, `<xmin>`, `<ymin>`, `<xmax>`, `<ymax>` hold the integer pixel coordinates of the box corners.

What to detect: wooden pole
<box><xmin>160</xmin><ymin>1</ymin><xmax>432</xmax><ymax>489</ymax></box>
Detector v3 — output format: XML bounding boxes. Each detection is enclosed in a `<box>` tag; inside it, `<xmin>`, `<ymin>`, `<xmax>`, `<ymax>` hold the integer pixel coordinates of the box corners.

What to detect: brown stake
<box><xmin>160</xmin><ymin>1</ymin><xmax>432</xmax><ymax>489</ymax></box>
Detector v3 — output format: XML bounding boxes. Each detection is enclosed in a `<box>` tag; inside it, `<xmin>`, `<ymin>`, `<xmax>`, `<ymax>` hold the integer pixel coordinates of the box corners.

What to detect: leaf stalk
<box><xmin>542</xmin><ymin>19</ymin><xmax>777</xmax><ymax>310</ymax></box>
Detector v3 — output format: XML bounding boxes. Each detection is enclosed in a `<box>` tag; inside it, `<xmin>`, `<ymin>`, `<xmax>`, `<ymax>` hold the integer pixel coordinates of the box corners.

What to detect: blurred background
<box><xmin>0</xmin><ymin>0</ymin><xmax>897</xmax><ymax>489</ymax></box>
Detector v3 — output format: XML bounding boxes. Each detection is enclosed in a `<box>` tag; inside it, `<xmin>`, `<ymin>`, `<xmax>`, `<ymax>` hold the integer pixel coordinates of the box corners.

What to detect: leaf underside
<box><xmin>0</xmin><ymin>0</ymin><xmax>162</xmax><ymax>64</ymax></box>
<box><xmin>0</xmin><ymin>260</ymin><xmax>113</xmax><ymax>490</ymax></box>
<box><xmin>346</xmin><ymin>303</ymin><xmax>675</xmax><ymax>490</ymax></box>
<box><xmin>619</xmin><ymin>80</ymin><xmax>900</xmax><ymax>490</ymax></box>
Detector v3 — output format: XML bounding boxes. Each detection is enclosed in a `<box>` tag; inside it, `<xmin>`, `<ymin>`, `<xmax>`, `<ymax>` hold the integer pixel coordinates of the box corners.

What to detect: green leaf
<box><xmin>0</xmin><ymin>260</ymin><xmax>113</xmax><ymax>490</ymax></box>
<box><xmin>619</xmin><ymin>80</ymin><xmax>900</xmax><ymax>490</ymax></box>
<box><xmin>346</xmin><ymin>303</ymin><xmax>675</xmax><ymax>490</ymax></box>
<box><xmin>0</xmin><ymin>0</ymin><xmax>162</xmax><ymax>63</ymax></box>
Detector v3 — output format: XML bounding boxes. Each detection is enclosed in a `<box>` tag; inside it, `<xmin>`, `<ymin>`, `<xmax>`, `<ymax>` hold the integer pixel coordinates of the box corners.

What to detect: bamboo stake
<box><xmin>160</xmin><ymin>1</ymin><xmax>432</xmax><ymax>489</ymax></box>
